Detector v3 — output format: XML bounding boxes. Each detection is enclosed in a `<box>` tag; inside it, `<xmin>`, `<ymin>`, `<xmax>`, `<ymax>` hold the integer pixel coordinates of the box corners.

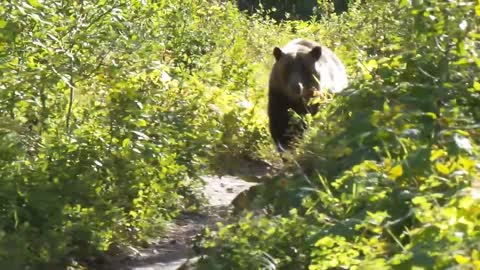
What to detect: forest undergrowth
<box><xmin>0</xmin><ymin>0</ymin><xmax>479</xmax><ymax>269</ymax></box>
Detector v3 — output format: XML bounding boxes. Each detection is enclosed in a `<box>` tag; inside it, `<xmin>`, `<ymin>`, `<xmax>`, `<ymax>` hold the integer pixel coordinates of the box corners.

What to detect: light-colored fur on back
<box><xmin>281</xmin><ymin>39</ymin><xmax>348</xmax><ymax>93</ymax></box>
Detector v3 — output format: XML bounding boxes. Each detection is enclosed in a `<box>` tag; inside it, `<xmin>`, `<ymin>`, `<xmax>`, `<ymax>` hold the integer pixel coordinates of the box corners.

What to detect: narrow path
<box><xmin>113</xmin><ymin>174</ymin><xmax>261</xmax><ymax>270</ymax></box>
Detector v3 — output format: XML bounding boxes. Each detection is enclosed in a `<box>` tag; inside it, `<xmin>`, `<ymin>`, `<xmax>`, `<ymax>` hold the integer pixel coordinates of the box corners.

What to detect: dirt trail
<box><xmin>112</xmin><ymin>160</ymin><xmax>272</xmax><ymax>270</ymax></box>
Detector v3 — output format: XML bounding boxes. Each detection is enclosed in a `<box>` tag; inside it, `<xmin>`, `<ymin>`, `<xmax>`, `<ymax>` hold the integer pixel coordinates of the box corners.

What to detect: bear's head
<box><xmin>272</xmin><ymin>45</ymin><xmax>322</xmax><ymax>101</ymax></box>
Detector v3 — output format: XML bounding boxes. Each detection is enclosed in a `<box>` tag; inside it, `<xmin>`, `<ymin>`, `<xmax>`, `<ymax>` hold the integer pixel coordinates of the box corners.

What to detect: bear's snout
<box><xmin>289</xmin><ymin>81</ymin><xmax>304</xmax><ymax>96</ymax></box>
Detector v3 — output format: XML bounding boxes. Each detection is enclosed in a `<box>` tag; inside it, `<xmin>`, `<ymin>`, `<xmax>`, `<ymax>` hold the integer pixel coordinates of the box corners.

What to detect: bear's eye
<box><xmin>297</xmin><ymin>61</ymin><xmax>312</xmax><ymax>74</ymax></box>
<box><xmin>299</xmin><ymin>64</ymin><xmax>313</xmax><ymax>78</ymax></box>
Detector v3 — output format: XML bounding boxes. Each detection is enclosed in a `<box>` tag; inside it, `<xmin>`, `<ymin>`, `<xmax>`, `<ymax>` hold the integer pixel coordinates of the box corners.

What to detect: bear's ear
<box><xmin>273</xmin><ymin>47</ymin><xmax>284</xmax><ymax>61</ymax></box>
<box><xmin>310</xmin><ymin>46</ymin><xmax>322</xmax><ymax>61</ymax></box>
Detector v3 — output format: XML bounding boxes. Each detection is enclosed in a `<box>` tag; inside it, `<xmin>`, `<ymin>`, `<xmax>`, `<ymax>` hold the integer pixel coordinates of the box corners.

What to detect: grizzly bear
<box><xmin>268</xmin><ymin>38</ymin><xmax>348</xmax><ymax>152</ymax></box>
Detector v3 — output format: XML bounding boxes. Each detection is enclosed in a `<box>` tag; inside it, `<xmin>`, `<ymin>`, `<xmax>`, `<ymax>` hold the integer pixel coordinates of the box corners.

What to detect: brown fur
<box><xmin>268</xmin><ymin>39</ymin><xmax>348</xmax><ymax>152</ymax></box>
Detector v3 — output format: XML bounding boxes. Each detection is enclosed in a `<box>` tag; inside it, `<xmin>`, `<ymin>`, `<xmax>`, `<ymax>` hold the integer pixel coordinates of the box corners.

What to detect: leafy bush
<box><xmin>0</xmin><ymin>0</ymin><xmax>279</xmax><ymax>268</ymax></box>
<box><xmin>198</xmin><ymin>1</ymin><xmax>480</xmax><ymax>269</ymax></box>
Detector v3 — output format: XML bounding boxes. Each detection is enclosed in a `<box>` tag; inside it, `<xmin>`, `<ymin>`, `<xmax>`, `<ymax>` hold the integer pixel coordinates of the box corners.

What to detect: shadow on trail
<box><xmin>106</xmin><ymin>158</ymin><xmax>276</xmax><ymax>270</ymax></box>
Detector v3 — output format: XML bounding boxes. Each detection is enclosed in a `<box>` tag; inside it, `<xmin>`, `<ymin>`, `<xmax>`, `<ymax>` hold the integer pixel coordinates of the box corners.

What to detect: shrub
<box><xmin>0</xmin><ymin>0</ymin><xmax>280</xmax><ymax>267</ymax></box>
<box><xmin>198</xmin><ymin>1</ymin><xmax>480</xmax><ymax>269</ymax></box>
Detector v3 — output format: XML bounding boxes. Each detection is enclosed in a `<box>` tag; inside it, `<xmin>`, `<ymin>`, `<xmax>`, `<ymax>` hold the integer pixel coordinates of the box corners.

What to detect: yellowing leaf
<box><xmin>473</xmin><ymin>81</ymin><xmax>480</xmax><ymax>91</ymax></box>
<box><xmin>384</xmin><ymin>158</ymin><xmax>392</xmax><ymax>170</ymax></box>
<box><xmin>458</xmin><ymin>157</ymin><xmax>476</xmax><ymax>170</ymax></box>
<box><xmin>388</xmin><ymin>164</ymin><xmax>403</xmax><ymax>179</ymax></box>
<box><xmin>435</xmin><ymin>162</ymin><xmax>450</xmax><ymax>175</ymax></box>
<box><xmin>394</xmin><ymin>104</ymin><xmax>405</xmax><ymax>113</ymax></box>
<box><xmin>458</xmin><ymin>196</ymin><xmax>473</xmax><ymax>210</ymax></box>
<box><xmin>96</xmin><ymin>74</ymin><xmax>105</xmax><ymax>81</ymax></box>
<box><xmin>430</xmin><ymin>149</ymin><xmax>447</xmax><ymax>162</ymax></box>
<box><xmin>366</xmin><ymin>59</ymin><xmax>378</xmax><ymax>70</ymax></box>
<box><xmin>472</xmin><ymin>249</ymin><xmax>479</xmax><ymax>260</ymax></box>
<box><xmin>365</xmin><ymin>161</ymin><xmax>380</xmax><ymax>172</ymax></box>
<box><xmin>473</xmin><ymin>260</ymin><xmax>480</xmax><ymax>269</ymax></box>
<box><xmin>454</xmin><ymin>254</ymin><xmax>470</xmax><ymax>264</ymax></box>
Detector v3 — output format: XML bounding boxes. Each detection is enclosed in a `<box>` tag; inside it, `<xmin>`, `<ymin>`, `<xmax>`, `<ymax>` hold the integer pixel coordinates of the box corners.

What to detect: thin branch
<box><xmin>66</xmin><ymin>58</ymin><xmax>75</xmax><ymax>132</ymax></box>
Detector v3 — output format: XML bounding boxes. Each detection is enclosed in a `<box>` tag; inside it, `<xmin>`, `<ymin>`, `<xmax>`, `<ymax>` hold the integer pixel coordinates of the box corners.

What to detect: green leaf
<box><xmin>473</xmin><ymin>81</ymin><xmax>480</xmax><ymax>91</ymax></box>
<box><xmin>137</xmin><ymin>119</ymin><xmax>147</xmax><ymax>127</ymax></box>
<box><xmin>28</xmin><ymin>0</ymin><xmax>42</xmax><ymax>7</ymax></box>
<box><xmin>315</xmin><ymin>237</ymin><xmax>335</xmax><ymax>248</ymax></box>
<box><xmin>122</xmin><ymin>138</ymin><xmax>131</xmax><ymax>148</ymax></box>
<box><xmin>383</xmin><ymin>101</ymin><xmax>390</xmax><ymax>113</ymax></box>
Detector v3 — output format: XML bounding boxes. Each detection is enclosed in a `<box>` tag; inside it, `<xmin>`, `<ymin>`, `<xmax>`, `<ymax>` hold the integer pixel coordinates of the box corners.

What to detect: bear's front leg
<box><xmin>268</xmin><ymin>92</ymin><xmax>293</xmax><ymax>152</ymax></box>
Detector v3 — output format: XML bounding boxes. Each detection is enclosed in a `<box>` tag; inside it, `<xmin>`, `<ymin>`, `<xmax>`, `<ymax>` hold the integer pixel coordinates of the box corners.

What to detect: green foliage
<box><xmin>199</xmin><ymin>1</ymin><xmax>480</xmax><ymax>269</ymax></box>
<box><xmin>2</xmin><ymin>0</ymin><xmax>479</xmax><ymax>268</ymax></box>
<box><xmin>0</xmin><ymin>0</ymin><xmax>277</xmax><ymax>268</ymax></box>
<box><xmin>200</xmin><ymin>210</ymin><xmax>313</xmax><ymax>270</ymax></box>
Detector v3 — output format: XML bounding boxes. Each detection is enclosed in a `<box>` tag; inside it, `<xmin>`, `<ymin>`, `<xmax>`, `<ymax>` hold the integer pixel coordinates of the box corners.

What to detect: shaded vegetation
<box><xmin>238</xmin><ymin>0</ymin><xmax>353</xmax><ymax>20</ymax></box>
<box><xmin>0</xmin><ymin>0</ymin><xmax>479</xmax><ymax>269</ymax></box>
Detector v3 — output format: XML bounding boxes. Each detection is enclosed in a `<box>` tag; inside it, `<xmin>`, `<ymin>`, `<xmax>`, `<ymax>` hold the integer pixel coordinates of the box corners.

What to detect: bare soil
<box><xmin>107</xmin><ymin>159</ymin><xmax>274</xmax><ymax>270</ymax></box>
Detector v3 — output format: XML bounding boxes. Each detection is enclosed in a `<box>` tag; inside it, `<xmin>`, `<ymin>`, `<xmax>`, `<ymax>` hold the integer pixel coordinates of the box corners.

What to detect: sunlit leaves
<box><xmin>0</xmin><ymin>0</ymin><xmax>256</xmax><ymax>268</ymax></box>
<box><xmin>388</xmin><ymin>164</ymin><xmax>404</xmax><ymax>180</ymax></box>
<box><xmin>1</xmin><ymin>0</ymin><xmax>479</xmax><ymax>269</ymax></box>
<box><xmin>473</xmin><ymin>81</ymin><xmax>480</xmax><ymax>91</ymax></box>
<box><xmin>434</xmin><ymin>162</ymin><xmax>451</xmax><ymax>175</ymax></box>
<box><xmin>200</xmin><ymin>0</ymin><xmax>480</xmax><ymax>269</ymax></box>
<box><xmin>27</xmin><ymin>0</ymin><xmax>42</xmax><ymax>7</ymax></box>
